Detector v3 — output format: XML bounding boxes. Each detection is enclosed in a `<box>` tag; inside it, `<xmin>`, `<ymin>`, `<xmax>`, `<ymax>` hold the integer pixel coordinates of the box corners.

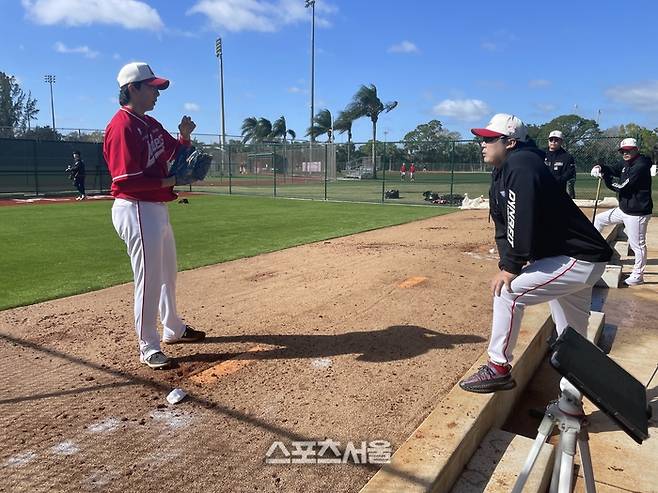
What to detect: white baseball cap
<box><xmin>548</xmin><ymin>130</ymin><xmax>563</xmax><ymax>140</ymax></box>
<box><xmin>471</xmin><ymin>113</ymin><xmax>528</xmax><ymax>142</ymax></box>
<box><xmin>117</xmin><ymin>62</ymin><xmax>169</xmax><ymax>89</ymax></box>
<box><xmin>619</xmin><ymin>137</ymin><xmax>638</xmax><ymax>150</ymax></box>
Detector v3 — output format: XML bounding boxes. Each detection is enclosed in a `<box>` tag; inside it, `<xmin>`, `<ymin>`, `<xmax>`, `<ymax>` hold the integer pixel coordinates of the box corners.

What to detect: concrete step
<box><xmin>450</xmin><ymin>428</ymin><xmax>554</xmax><ymax>493</ymax></box>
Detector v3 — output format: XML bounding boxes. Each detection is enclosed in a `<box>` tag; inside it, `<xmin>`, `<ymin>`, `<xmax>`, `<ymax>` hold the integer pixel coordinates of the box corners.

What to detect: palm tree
<box><xmin>240</xmin><ymin>117</ymin><xmax>273</xmax><ymax>143</ymax></box>
<box><xmin>271</xmin><ymin>116</ymin><xmax>296</xmax><ymax>142</ymax></box>
<box><xmin>307</xmin><ymin>109</ymin><xmax>333</xmax><ymax>142</ymax></box>
<box><xmin>241</xmin><ymin>117</ymin><xmax>259</xmax><ymax>143</ymax></box>
<box><xmin>344</xmin><ymin>84</ymin><xmax>398</xmax><ymax>178</ymax></box>
<box><xmin>333</xmin><ymin>109</ymin><xmax>356</xmax><ymax>163</ymax></box>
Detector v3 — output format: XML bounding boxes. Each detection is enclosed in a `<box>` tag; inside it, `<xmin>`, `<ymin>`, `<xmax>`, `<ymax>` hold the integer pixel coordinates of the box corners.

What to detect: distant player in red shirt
<box><xmin>104</xmin><ymin>62</ymin><xmax>205</xmax><ymax>370</ymax></box>
<box><xmin>409</xmin><ymin>163</ymin><xmax>416</xmax><ymax>182</ymax></box>
<box><xmin>400</xmin><ymin>163</ymin><xmax>406</xmax><ymax>181</ymax></box>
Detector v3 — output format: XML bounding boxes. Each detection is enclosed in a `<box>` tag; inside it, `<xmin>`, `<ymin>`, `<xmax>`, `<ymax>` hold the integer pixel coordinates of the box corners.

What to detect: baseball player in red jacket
<box><xmin>104</xmin><ymin>62</ymin><xmax>205</xmax><ymax>370</ymax></box>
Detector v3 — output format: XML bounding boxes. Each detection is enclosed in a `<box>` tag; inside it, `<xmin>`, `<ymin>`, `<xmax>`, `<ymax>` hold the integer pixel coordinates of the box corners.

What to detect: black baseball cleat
<box><xmin>459</xmin><ymin>363</ymin><xmax>516</xmax><ymax>393</ymax></box>
<box><xmin>164</xmin><ymin>325</ymin><xmax>206</xmax><ymax>344</ymax></box>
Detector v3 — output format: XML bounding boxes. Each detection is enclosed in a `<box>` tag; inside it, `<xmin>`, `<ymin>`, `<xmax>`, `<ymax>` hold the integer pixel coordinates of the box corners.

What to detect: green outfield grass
<box><xmin>194</xmin><ymin>172</ymin><xmax>637</xmax><ymax>205</ymax></box>
<box><xmin>1</xmin><ymin>194</ymin><xmax>454</xmax><ymax>310</ymax></box>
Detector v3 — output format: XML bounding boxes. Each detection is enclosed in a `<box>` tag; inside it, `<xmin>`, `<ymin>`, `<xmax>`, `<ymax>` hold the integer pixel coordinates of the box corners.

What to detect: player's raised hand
<box><xmin>179</xmin><ymin>115</ymin><xmax>196</xmax><ymax>140</ymax></box>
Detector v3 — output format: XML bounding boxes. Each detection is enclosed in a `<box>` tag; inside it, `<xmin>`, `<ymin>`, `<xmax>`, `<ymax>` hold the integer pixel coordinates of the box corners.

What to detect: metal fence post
<box><xmin>273</xmin><ymin>152</ymin><xmax>277</xmax><ymax>197</ymax></box>
<box><xmin>450</xmin><ymin>141</ymin><xmax>455</xmax><ymax>203</ymax></box>
<box><xmin>381</xmin><ymin>145</ymin><xmax>386</xmax><ymax>203</ymax></box>
<box><xmin>324</xmin><ymin>143</ymin><xmax>328</xmax><ymax>200</ymax></box>
<box><xmin>228</xmin><ymin>144</ymin><xmax>232</xmax><ymax>195</ymax></box>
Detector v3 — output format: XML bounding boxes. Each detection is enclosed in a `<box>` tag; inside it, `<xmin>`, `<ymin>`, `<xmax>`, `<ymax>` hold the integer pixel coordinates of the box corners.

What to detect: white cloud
<box><xmin>606</xmin><ymin>81</ymin><xmax>658</xmax><ymax>112</ymax></box>
<box><xmin>287</xmin><ymin>86</ymin><xmax>302</xmax><ymax>94</ymax></box>
<box><xmin>481</xmin><ymin>41</ymin><xmax>497</xmax><ymax>52</ymax></box>
<box><xmin>388</xmin><ymin>40</ymin><xmax>418</xmax><ymax>54</ymax></box>
<box><xmin>184</xmin><ymin>102</ymin><xmax>200</xmax><ymax>112</ymax></box>
<box><xmin>433</xmin><ymin>99</ymin><xmax>491</xmax><ymax>122</ymax></box>
<box><xmin>187</xmin><ymin>0</ymin><xmax>337</xmax><ymax>33</ymax></box>
<box><xmin>22</xmin><ymin>0</ymin><xmax>163</xmax><ymax>30</ymax></box>
<box><xmin>54</xmin><ymin>41</ymin><xmax>99</xmax><ymax>58</ymax></box>
<box><xmin>529</xmin><ymin>79</ymin><xmax>551</xmax><ymax>88</ymax></box>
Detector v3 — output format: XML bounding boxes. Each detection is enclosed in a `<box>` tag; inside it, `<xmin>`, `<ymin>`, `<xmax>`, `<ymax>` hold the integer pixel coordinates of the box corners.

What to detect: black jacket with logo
<box><xmin>489</xmin><ymin>145</ymin><xmax>613</xmax><ymax>274</ymax></box>
<box><xmin>544</xmin><ymin>148</ymin><xmax>576</xmax><ymax>186</ymax></box>
<box><xmin>601</xmin><ymin>154</ymin><xmax>653</xmax><ymax>216</ymax></box>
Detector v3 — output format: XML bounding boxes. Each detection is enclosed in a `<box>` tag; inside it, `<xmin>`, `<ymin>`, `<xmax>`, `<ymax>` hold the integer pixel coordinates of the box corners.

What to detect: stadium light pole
<box><xmin>305</xmin><ymin>0</ymin><xmax>315</xmax><ymax>165</ymax></box>
<box><xmin>215</xmin><ymin>38</ymin><xmax>226</xmax><ymax>171</ymax></box>
<box><xmin>44</xmin><ymin>74</ymin><xmax>56</xmax><ymax>132</ymax></box>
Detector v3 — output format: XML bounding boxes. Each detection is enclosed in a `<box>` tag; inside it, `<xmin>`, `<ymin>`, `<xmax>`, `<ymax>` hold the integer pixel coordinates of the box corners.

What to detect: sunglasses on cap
<box><xmin>482</xmin><ymin>135</ymin><xmax>507</xmax><ymax>144</ymax></box>
<box><xmin>549</xmin><ymin>137</ymin><xmax>562</xmax><ymax>143</ymax></box>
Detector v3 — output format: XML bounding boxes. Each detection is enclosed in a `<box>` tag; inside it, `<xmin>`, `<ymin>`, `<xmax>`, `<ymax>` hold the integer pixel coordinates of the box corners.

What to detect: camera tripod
<box><xmin>512</xmin><ymin>385</ymin><xmax>596</xmax><ymax>493</ymax></box>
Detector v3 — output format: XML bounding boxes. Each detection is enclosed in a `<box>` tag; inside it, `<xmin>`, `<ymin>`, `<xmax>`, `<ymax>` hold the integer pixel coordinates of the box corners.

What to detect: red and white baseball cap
<box><xmin>619</xmin><ymin>138</ymin><xmax>638</xmax><ymax>150</ymax></box>
<box><xmin>548</xmin><ymin>130</ymin><xmax>563</xmax><ymax>139</ymax></box>
<box><xmin>471</xmin><ymin>113</ymin><xmax>528</xmax><ymax>141</ymax></box>
<box><xmin>117</xmin><ymin>62</ymin><xmax>169</xmax><ymax>89</ymax></box>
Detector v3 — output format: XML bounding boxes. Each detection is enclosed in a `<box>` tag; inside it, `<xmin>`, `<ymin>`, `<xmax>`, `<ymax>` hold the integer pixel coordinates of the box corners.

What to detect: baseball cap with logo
<box><xmin>117</xmin><ymin>62</ymin><xmax>170</xmax><ymax>89</ymax></box>
<box><xmin>619</xmin><ymin>138</ymin><xmax>638</xmax><ymax>150</ymax></box>
<box><xmin>471</xmin><ymin>113</ymin><xmax>528</xmax><ymax>142</ymax></box>
<box><xmin>549</xmin><ymin>130</ymin><xmax>563</xmax><ymax>140</ymax></box>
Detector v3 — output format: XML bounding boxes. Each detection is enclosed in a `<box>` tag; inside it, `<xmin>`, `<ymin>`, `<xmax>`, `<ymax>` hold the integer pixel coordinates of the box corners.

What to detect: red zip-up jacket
<box><xmin>103</xmin><ymin>107</ymin><xmax>190</xmax><ymax>202</ymax></box>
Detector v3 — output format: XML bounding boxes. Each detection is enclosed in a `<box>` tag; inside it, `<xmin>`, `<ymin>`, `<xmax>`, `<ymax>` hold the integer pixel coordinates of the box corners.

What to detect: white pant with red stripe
<box><xmin>488</xmin><ymin>256</ymin><xmax>606</xmax><ymax>365</ymax></box>
<box><xmin>594</xmin><ymin>207</ymin><xmax>651</xmax><ymax>279</ymax></box>
<box><xmin>111</xmin><ymin>199</ymin><xmax>186</xmax><ymax>359</ymax></box>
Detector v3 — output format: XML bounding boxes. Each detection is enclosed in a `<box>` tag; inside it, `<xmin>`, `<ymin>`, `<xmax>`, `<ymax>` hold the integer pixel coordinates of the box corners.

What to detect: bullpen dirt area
<box><xmin>0</xmin><ymin>209</ymin><xmax>499</xmax><ymax>493</ymax></box>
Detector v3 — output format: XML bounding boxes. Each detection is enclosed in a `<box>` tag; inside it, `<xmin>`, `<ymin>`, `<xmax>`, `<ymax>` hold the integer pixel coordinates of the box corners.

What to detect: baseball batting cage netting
<box><xmin>1</xmin><ymin>129</ymin><xmax>654</xmax><ymax>209</ymax></box>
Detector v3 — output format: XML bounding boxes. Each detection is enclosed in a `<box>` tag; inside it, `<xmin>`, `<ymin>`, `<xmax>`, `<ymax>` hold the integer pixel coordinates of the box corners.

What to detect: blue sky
<box><xmin>3</xmin><ymin>0</ymin><xmax>658</xmax><ymax>142</ymax></box>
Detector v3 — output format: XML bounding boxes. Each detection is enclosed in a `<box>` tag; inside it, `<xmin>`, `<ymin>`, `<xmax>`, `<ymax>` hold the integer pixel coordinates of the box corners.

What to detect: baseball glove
<box><xmin>169</xmin><ymin>146</ymin><xmax>213</xmax><ymax>186</ymax></box>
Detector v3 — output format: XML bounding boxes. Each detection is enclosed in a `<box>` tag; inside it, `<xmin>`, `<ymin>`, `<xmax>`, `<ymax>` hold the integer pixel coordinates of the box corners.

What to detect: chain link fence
<box><xmin>1</xmin><ymin>130</ymin><xmax>653</xmax><ymax>208</ymax></box>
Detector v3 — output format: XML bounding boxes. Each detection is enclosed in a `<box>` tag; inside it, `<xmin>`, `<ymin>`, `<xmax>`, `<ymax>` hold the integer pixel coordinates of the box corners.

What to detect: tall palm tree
<box><xmin>333</xmin><ymin>109</ymin><xmax>356</xmax><ymax>163</ymax></box>
<box><xmin>241</xmin><ymin>117</ymin><xmax>273</xmax><ymax>143</ymax></box>
<box><xmin>307</xmin><ymin>109</ymin><xmax>333</xmax><ymax>142</ymax></box>
<box><xmin>271</xmin><ymin>116</ymin><xmax>296</xmax><ymax>142</ymax></box>
<box><xmin>344</xmin><ymin>84</ymin><xmax>397</xmax><ymax>178</ymax></box>
<box><xmin>241</xmin><ymin>116</ymin><xmax>259</xmax><ymax>143</ymax></box>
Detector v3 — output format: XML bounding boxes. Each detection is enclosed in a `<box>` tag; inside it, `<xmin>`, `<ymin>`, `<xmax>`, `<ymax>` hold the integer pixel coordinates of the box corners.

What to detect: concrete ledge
<box><xmin>450</xmin><ymin>429</ymin><xmax>554</xmax><ymax>493</ymax></box>
<box><xmin>359</xmin><ymin>305</ymin><xmax>554</xmax><ymax>493</ymax></box>
<box><xmin>359</xmin><ymin>313</ymin><xmax>606</xmax><ymax>492</ymax></box>
<box><xmin>587</xmin><ymin>311</ymin><xmax>605</xmax><ymax>343</ymax></box>
<box><xmin>593</xmin><ymin>223</ymin><xmax>624</xmax><ymax>288</ymax></box>
<box><xmin>595</xmin><ymin>264</ymin><xmax>622</xmax><ymax>288</ymax></box>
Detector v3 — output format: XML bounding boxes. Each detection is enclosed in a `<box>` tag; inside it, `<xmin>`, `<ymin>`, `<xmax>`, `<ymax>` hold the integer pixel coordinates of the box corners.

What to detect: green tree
<box><xmin>307</xmin><ymin>108</ymin><xmax>333</xmax><ymax>142</ymax></box>
<box><xmin>344</xmin><ymin>84</ymin><xmax>398</xmax><ymax>178</ymax></box>
<box><xmin>240</xmin><ymin>117</ymin><xmax>273</xmax><ymax>143</ymax></box>
<box><xmin>402</xmin><ymin>120</ymin><xmax>463</xmax><ymax>169</ymax></box>
<box><xmin>534</xmin><ymin>114</ymin><xmax>601</xmax><ymax>149</ymax></box>
<box><xmin>270</xmin><ymin>116</ymin><xmax>296</xmax><ymax>142</ymax></box>
<box><xmin>0</xmin><ymin>72</ymin><xmax>39</xmax><ymax>137</ymax></box>
<box><xmin>358</xmin><ymin>140</ymin><xmax>406</xmax><ymax>171</ymax></box>
<box><xmin>21</xmin><ymin>125</ymin><xmax>62</xmax><ymax>141</ymax></box>
<box><xmin>333</xmin><ymin>109</ymin><xmax>356</xmax><ymax>163</ymax></box>
<box><xmin>616</xmin><ymin>123</ymin><xmax>658</xmax><ymax>156</ymax></box>
<box><xmin>64</xmin><ymin>129</ymin><xmax>105</xmax><ymax>143</ymax></box>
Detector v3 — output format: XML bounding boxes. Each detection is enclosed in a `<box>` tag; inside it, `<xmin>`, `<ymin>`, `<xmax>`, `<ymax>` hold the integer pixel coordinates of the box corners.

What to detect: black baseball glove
<box><xmin>169</xmin><ymin>146</ymin><xmax>213</xmax><ymax>186</ymax></box>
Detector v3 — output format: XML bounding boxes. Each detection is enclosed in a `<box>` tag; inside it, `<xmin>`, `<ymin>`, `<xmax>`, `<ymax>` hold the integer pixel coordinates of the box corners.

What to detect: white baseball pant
<box><xmin>488</xmin><ymin>256</ymin><xmax>606</xmax><ymax>365</ymax></box>
<box><xmin>594</xmin><ymin>207</ymin><xmax>651</xmax><ymax>279</ymax></box>
<box><xmin>111</xmin><ymin>199</ymin><xmax>186</xmax><ymax>359</ymax></box>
